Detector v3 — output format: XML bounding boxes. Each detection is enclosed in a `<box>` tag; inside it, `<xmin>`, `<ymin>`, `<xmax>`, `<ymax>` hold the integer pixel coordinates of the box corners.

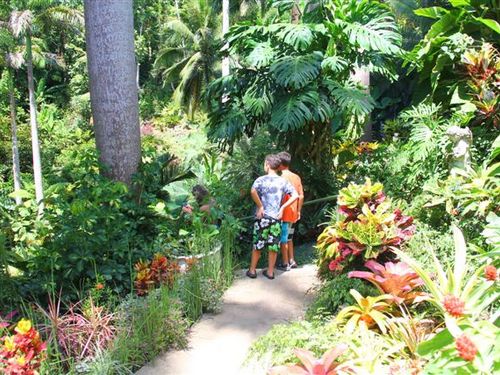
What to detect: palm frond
<box><xmin>36</xmin><ymin>6</ymin><xmax>84</xmax><ymax>31</ymax></box>
<box><xmin>9</xmin><ymin>10</ymin><xmax>33</xmax><ymax>37</ymax></box>
<box><xmin>270</xmin><ymin>51</ymin><xmax>322</xmax><ymax>89</ymax></box>
<box><xmin>164</xmin><ymin>18</ymin><xmax>195</xmax><ymax>43</ymax></box>
<box><xmin>6</xmin><ymin>52</ymin><xmax>24</xmax><ymax>69</ymax></box>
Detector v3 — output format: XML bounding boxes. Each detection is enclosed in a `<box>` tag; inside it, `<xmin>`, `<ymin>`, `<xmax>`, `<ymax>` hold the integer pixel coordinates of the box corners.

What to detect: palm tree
<box><xmin>7</xmin><ymin>3</ymin><xmax>82</xmax><ymax>209</ymax></box>
<box><xmin>222</xmin><ymin>0</ymin><xmax>230</xmax><ymax>77</ymax></box>
<box><xmin>154</xmin><ymin>0</ymin><xmax>220</xmax><ymax>117</ymax></box>
<box><xmin>0</xmin><ymin>26</ymin><xmax>22</xmax><ymax>205</ymax></box>
<box><xmin>84</xmin><ymin>0</ymin><xmax>141</xmax><ymax>185</ymax></box>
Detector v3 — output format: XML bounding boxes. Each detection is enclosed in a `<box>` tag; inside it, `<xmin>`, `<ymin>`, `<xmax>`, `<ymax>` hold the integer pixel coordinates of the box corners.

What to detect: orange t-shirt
<box><xmin>281</xmin><ymin>170</ymin><xmax>303</xmax><ymax>223</ymax></box>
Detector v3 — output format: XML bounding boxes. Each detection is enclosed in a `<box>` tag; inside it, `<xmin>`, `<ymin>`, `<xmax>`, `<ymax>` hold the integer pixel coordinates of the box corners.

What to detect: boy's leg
<box><xmin>249</xmin><ymin>219</ymin><xmax>263</xmax><ymax>274</ymax></box>
<box><xmin>266</xmin><ymin>220</ymin><xmax>282</xmax><ymax>277</ymax></box>
<box><xmin>268</xmin><ymin>250</ymin><xmax>277</xmax><ymax>276</ymax></box>
<box><xmin>279</xmin><ymin>222</ymin><xmax>289</xmax><ymax>266</ymax></box>
<box><xmin>288</xmin><ymin>224</ymin><xmax>297</xmax><ymax>267</ymax></box>
<box><xmin>249</xmin><ymin>249</ymin><xmax>261</xmax><ymax>274</ymax></box>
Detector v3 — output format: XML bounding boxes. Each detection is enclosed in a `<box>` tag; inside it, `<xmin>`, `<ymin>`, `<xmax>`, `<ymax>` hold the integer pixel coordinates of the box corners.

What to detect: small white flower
<box><xmin>268</xmin><ymin>236</ymin><xmax>274</xmax><ymax>242</ymax></box>
<box><xmin>261</xmin><ymin>218</ymin><xmax>269</xmax><ymax>226</ymax></box>
<box><xmin>256</xmin><ymin>240</ymin><xmax>265</xmax><ymax>249</ymax></box>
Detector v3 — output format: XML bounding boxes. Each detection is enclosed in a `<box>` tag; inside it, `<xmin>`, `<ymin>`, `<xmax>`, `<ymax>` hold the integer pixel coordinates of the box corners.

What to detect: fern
<box><xmin>270</xmin><ymin>52</ymin><xmax>322</xmax><ymax>89</ymax></box>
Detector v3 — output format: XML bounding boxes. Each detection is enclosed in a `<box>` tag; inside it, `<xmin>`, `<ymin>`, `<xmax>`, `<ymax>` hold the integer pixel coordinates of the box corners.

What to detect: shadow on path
<box><xmin>136</xmin><ymin>264</ymin><xmax>318</xmax><ymax>375</ymax></box>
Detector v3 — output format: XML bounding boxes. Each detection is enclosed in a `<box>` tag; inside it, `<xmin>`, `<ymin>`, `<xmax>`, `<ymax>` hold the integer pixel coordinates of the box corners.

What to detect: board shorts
<box><xmin>253</xmin><ymin>216</ymin><xmax>281</xmax><ymax>252</ymax></box>
<box><xmin>280</xmin><ymin>222</ymin><xmax>295</xmax><ymax>244</ymax></box>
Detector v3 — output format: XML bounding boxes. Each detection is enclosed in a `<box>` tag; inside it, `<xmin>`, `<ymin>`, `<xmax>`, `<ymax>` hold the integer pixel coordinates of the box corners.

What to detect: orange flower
<box><xmin>95</xmin><ymin>283</ymin><xmax>104</xmax><ymax>290</ymax></box>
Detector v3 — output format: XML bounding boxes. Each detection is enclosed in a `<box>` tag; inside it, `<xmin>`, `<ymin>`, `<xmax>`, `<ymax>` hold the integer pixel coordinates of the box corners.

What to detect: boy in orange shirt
<box><xmin>277</xmin><ymin>152</ymin><xmax>304</xmax><ymax>271</ymax></box>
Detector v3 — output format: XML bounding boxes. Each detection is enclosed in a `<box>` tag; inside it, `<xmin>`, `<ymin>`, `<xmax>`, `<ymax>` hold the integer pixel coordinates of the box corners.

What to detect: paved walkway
<box><xmin>137</xmin><ymin>264</ymin><xmax>317</xmax><ymax>375</ymax></box>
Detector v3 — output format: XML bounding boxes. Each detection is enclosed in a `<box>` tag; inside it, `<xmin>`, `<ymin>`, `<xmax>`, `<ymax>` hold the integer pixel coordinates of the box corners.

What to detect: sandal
<box><xmin>263</xmin><ymin>269</ymin><xmax>275</xmax><ymax>280</ymax></box>
<box><xmin>246</xmin><ymin>270</ymin><xmax>257</xmax><ymax>279</ymax></box>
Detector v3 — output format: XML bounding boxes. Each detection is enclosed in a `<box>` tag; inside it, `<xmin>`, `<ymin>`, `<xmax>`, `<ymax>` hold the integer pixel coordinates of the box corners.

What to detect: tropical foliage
<box><xmin>316</xmin><ymin>179</ymin><xmax>415</xmax><ymax>275</ymax></box>
<box><xmin>206</xmin><ymin>0</ymin><xmax>403</xmax><ymax>162</ymax></box>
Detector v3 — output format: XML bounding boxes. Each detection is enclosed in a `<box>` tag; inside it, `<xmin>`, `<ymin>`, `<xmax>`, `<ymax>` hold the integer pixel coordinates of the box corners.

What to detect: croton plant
<box><xmin>134</xmin><ymin>254</ymin><xmax>181</xmax><ymax>296</ymax></box>
<box><xmin>0</xmin><ymin>318</ymin><xmax>47</xmax><ymax>375</ymax></box>
<box><xmin>316</xmin><ymin>179</ymin><xmax>415</xmax><ymax>275</ymax></box>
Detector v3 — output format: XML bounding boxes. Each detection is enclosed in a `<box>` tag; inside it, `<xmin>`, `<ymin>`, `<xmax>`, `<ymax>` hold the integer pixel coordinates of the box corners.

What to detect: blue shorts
<box><xmin>280</xmin><ymin>222</ymin><xmax>290</xmax><ymax>244</ymax></box>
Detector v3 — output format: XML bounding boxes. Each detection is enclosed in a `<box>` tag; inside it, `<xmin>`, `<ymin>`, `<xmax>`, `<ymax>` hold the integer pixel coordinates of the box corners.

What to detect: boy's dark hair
<box><xmin>265</xmin><ymin>154</ymin><xmax>281</xmax><ymax>170</ymax></box>
<box><xmin>277</xmin><ymin>151</ymin><xmax>291</xmax><ymax>167</ymax></box>
<box><xmin>192</xmin><ymin>184</ymin><xmax>209</xmax><ymax>203</ymax></box>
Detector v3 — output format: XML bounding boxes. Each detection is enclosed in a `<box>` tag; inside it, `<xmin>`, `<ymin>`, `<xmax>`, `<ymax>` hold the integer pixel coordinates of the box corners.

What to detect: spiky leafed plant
<box><xmin>205</xmin><ymin>0</ymin><xmax>402</xmax><ymax>163</ymax></box>
<box><xmin>154</xmin><ymin>0</ymin><xmax>220</xmax><ymax>117</ymax></box>
<box><xmin>4</xmin><ymin>1</ymin><xmax>82</xmax><ymax>209</ymax></box>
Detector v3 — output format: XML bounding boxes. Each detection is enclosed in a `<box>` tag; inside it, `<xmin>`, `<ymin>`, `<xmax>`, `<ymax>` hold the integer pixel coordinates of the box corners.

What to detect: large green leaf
<box><xmin>243</xmin><ymin>81</ymin><xmax>274</xmax><ymax>117</ymax></box>
<box><xmin>474</xmin><ymin>17</ymin><xmax>500</xmax><ymax>34</ymax></box>
<box><xmin>245</xmin><ymin>42</ymin><xmax>275</xmax><ymax>68</ymax></box>
<box><xmin>327</xmin><ymin>80</ymin><xmax>375</xmax><ymax>116</ymax></box>
<box><xmin>482</xmin><ymin>212</ymin><xmax>500</xmax><ymax>249</ymax></box>
<box><xmin>270</xmin><ymin>52</ymin><xmax>322</xmax><ymax>89</ymax></box>
<box><xmin>417</xmin><ymin>328</ymin><xmax>454</xmax><ymax>356</ymax></box>
<box><xmin>272</xmin><ymin>23</ymin><xmax>315</xmax><ymax>51</ymax></box>
<box><xmin>336</xmin><ymin>15</ymin><xmax>402</xmax><ymax>55</ymax></box>
<box><xmin>414</xmin><ymin>7</ymin><xmax>449</xmax><ymax>19</ymax></box>
<box><xmin>321</xmin><ymin>55</ymin><xmax>349</xmax><ymax>73</ymax></box>
<box><xmin>269</xmin><ymin>91</ymin><xmax>317</xmax><ymax>131</ymax></box>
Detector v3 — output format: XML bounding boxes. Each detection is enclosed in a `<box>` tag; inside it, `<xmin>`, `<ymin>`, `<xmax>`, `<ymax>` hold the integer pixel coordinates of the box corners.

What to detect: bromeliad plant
<box><xmin>392</xmin><ymin>225</ymin><xmax>500</xmax><ymax>373</ymax></box>
<box><xmin>317</xmin><ymin>179</ymin><xmax>415</xmax><ymax>274</ymax></box>
<box><xmin>335</xmin><ymin>289</ymin><xmax>393</xmax><ymax>334</ymax></box>
<box><xmin>396</xmin><ymin>226</ymin><xmax>499</xmax><ymax>321</ymax></box>
<box><xmin>0</xmin><ymin>319</ymin><xmax>47</xmax><ymax>375</ymax></box>
<box><xmin>268</xmin><ymin>345</ymin><xmax>351</xmax><ymax>375</ymax></box>
<box><xmin>348</xmin><ymin>260</ymin><xmax>427</xmax><ymax>305</ymax></box>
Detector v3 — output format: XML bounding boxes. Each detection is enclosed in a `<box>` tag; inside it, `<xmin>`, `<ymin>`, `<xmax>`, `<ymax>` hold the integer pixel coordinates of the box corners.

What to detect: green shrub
<box><xmin>306</xmin><ymin>274</ymin><xmax>378</xmax><ymax>321</ymax></box>
<box><xmin>247</xmin><ymin>320</ymin><xmax>342</xmax><ymax>367</ymax></box>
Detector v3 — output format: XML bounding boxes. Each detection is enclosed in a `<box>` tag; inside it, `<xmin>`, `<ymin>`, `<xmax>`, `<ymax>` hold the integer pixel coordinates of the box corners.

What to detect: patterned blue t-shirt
<box><xmin>251</xmin><ymin>175</ymin><xmax>296</xmax><ymax>219</ymax></box>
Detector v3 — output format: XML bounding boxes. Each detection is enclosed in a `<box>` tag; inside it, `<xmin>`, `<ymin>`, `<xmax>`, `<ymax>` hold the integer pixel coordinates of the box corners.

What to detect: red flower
<box><xmin>484</xmin><ymin>265</ymin><xmax>497</xmax><ymax>281</ymax></box>
<box><xmin>443</xmin><ymin>295</ymin><xmax>465</xmax><ymax>317</ymax></box>
<box><xmin>455</xmin><ymin>334</ymin><xmax>477</xmax><ymax>362</ymax></box>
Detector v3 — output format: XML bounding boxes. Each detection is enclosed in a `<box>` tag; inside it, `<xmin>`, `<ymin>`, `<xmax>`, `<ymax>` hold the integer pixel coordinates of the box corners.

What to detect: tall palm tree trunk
<box><xmin>8</xmin><ymin>69</ymin><xmax>22</xmax><ymax>205</ymax></box>
<box><xmin>222</xmin><ymin>0</ymin><xmax>230</xmax><ymax>77</ymax></box>
<box><xmin>25</xmin><ymin>32</ymin><xmax>44</xmax><ymax>208</ymax></box>
<box><xmin>84</xmin><ymin>0</ymin><xmax>141</xmax><ymax>185</ymax></box>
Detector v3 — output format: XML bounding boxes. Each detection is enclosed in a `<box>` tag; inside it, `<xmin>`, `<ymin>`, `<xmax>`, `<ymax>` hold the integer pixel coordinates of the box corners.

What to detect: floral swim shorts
<box><xmin>252</xmin><ymin>216</ymin><xmax>281</xmax><ymax>252</ymax></box>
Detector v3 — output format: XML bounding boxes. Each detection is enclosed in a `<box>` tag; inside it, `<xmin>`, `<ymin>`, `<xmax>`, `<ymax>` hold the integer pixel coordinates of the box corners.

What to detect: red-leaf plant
<box><xmin>37</xmin><ymin>295</ymin><xmax>115</xmax><ymax>361</ymax></box>
<box><xmin>348</xmin><ymin>260</ymin><xmax>427</xmax><ymax>305</ymax></box>
<box><xmin>268</xmin><ymin>345</ymin><xmax>351</xmax><ymax>375</ymax></box>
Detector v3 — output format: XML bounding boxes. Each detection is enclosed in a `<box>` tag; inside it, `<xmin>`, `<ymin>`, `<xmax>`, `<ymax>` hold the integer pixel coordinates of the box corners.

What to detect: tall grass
<box><xmin>111</xmin><ymin>286</ymin><xmax>188</xmax><ymax>371</ymax></box>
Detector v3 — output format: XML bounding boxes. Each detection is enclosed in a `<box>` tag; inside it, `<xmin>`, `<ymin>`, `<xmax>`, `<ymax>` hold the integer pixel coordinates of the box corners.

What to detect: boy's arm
<box><xmin>278</xmin><ymin>191</ymin><xmax>298</xmax><ymax>219</ymax></box>
<box><xmin>297</xmin><ymin>179</ymin><xmax>304</xmax><ymax>219</ymax></box>
<box><xmin>251</xmin><ymin>188</ymin><xmax>264</xmax><ymax>219</ymax></box>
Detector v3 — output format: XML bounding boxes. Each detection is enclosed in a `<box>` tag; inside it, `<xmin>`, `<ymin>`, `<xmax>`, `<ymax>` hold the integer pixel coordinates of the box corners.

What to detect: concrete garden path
<box><xmin>137</xmin><ymin>264</ymin><xmax>318</xmax><ymax>375</ymax></box>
